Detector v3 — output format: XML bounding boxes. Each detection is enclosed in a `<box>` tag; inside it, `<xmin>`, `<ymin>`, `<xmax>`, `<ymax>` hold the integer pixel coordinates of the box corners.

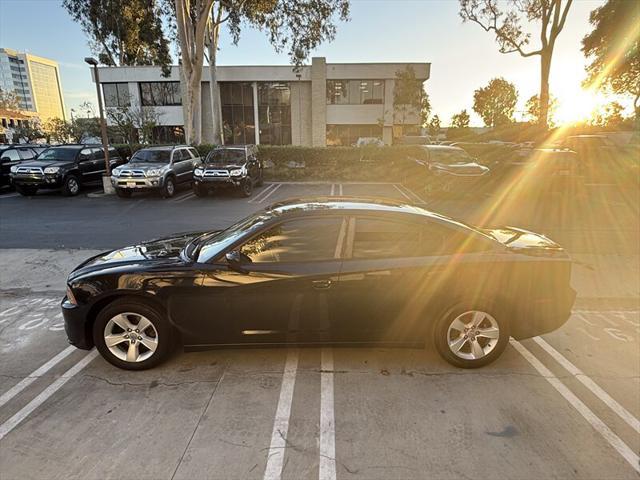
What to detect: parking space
<box><xmin>1</xmin><ymin>180</ymin><xmax>639</xmax><ymax>478</ymax></box>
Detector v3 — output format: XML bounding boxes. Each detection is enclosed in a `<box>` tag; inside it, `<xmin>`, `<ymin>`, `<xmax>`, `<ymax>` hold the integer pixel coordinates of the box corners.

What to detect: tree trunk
<box><xmin>539</xmin><ymin>51</ymin><xmax>552</xmax><ymax>130</ymax></box>
<box><xmin>208</xmin><ymin>45</ymin><xmax>222</xmax><ymax>145</ymax></box>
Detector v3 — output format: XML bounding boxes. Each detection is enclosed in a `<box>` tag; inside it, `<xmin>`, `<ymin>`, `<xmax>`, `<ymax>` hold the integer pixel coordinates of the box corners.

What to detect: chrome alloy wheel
<box><xmin>68</xmin><ymin>178</ymin><xmax>79</xmax><ymax>194</ymax></box>
<box><xmin>103</xmin><ymin>312</ymin><xmax>159</xmax><ymax>363</ymax></box>
<box><xmin>446</xmin><ymin>310</ymin><xmax>500</xmax><ymax>360</ymax></box>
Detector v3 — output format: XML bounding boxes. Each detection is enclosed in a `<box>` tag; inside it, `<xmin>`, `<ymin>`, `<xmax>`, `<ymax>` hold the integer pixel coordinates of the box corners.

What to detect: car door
<box><xmin>172</xmin><ymin>149</ymin><xmax>193</xmax><ymax>184</ymax></box>
<box><xmin>76</xmin><ymin>148</ymin><xmax>95</xmax><ymax>182</ymax></box>
<box><xmin>199</xmin><ymin>216</ymin><xmax>347</xmax><ymax>345</ymax></box>
<box><xmin>1</xmin><ymin>149</ymin><xmax>21</xmax><ymax>185</ymax></box>
<box><xmin>333</xmin><ymin>215</ymin><xmax>456</xmax><ymax>344</ymax></box>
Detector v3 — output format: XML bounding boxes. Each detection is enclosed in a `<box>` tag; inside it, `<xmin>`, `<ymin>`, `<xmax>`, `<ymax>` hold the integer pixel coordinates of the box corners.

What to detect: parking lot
<box><xmin>0</xmin><ymin>181</ymin><xmax>639</xmax><ymax>479</ymax></box>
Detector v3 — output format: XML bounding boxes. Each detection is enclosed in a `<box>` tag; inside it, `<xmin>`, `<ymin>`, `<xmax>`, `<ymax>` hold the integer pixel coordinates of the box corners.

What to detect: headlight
<box><xmin>10</xmin><ymin>165</ymin><xmax>18</xmax><ymax>173</ymax></box>
<box><xmin>44</xmin><ymin>167</ymin><xmax>60</xmax><ymax>174</ymax></box>
<box><xmin>229</xmin><ymin>168</ymin><xmax>243</xmax><ymax>177</ymax></box>
<box><xmin>146</xmin><ymin>168</ymin><xmax>163</xmax><ymax>177</ymax></box>
<box><xmin>194</xmin><ymin>168</ymin><xmax>204</xmax><ymax>176</ymax></box>
<box><xmin>66</xmin><ymin>285</ymin><xmax>77</xmax><ymax>305</ymax></box>
<box><xmin>112</xmin><ymin>168</ymin><xmax>121</xmax><ymax>177</ymax></box>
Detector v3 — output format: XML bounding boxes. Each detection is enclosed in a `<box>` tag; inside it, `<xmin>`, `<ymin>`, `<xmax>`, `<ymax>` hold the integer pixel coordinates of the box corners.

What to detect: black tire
<box><xmin>256</xmin><ymin>169</ymin><xmax>264</xmax><ymax>187</ymax></box>
<box><xmin>93</xmin><ymin>297</ymin><xmax>175</xmax><ymax>370</ymax></box>
<box><xmin>433</xmin><ymin>302</ymin><xmax>509</xmax><ymax>369</ymax></box>
<box><xmin>161</xmin><ymin>176</ymin><xmax>176</xmax><ymax>198</ymax></box>
<box><xmin>16</xmin><ymin>184</ymin><xmax>38</xmax><ymax>196</ymax></box>
<box><xmin>62</xmin><ymin>174</ymin><xmax>81</xmax><ymax>197</ymax></box>
<box><xmin>239</xmin><ymin>178</ymin><xmax>253</xmax><ymax>197</ymax></box>
<box><xmin>193</xmin><ymin>183</ymin><xmax>208</xmax><ymax>197</ymax></box>
<box><xmin>116</xmin><ymin>188</ymin><xmax>132</xmax><ymax>198</ymax></box>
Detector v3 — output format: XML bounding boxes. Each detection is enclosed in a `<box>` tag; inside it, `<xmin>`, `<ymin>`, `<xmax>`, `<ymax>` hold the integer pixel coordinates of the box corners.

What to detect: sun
<box><xmin>554</xmin><ymin>88</ymin><xmax>605</xmax><ymax>125</ymax></box>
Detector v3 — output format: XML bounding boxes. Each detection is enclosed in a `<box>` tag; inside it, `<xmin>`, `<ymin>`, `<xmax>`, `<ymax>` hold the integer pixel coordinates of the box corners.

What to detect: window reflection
<box><xmin>220</xmin><ymin>82</ymin><xmax>255</xmax><ymax>145</ymax></box>
<box><xmin>326</xmin><ymin>124</ymin><xmax>383</xmax><ymax>146</ymax></box>
<box><xmin>258</xmin><ymin>82</ymin><xmax>291</xmax><ymax>145</ymax></box>
<box><xmin>327</xmin><ymin>80</ymin><xmax>384</xmax><ymax>105</ymax></box>
<box><xmin>139</xmin><ymin>82</ymin><xmax>181</xmax><ymax>106</ymax></box>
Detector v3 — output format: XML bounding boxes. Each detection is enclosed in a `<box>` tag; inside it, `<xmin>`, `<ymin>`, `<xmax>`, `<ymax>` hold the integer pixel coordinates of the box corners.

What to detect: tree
<box><xmin>460</xmin><ymin>0</ymin><xmax>573</xmax><ymax>129</ymax></box>
<box><xmin>582</xmin><ymin>0</ymin><xmax>640</xmax><ymax>117</ymax></box>
<box><xmin>473</xmin><ymin>78</ymin><xmax>518</xmax><ymax>127</ymax></box>
<box><xmin>393</xmin><ymin>66</ymin><xmax>431</xmax><ymax>134</ymax></box>
<box><xmin>164</xmin><ymin>0</ymin><xmax>350</xmax><ymax>144</ymax></box>
<box><xmin>591</xmin><ymin>101</ymin><xmax>625</xmax><ymax>127</ymax></box>
<box><xmin>525</xmin><ymin>93</ymin><xmax>558</xmax><ymax>126</ymax></box>
<box><xmin>107</xmin><ymin>103</ymin><xmax>163</xmax><ymax>144</ymax></box>
<box><xmin>43</xmin><ymin>117</ymin><xmax>72</xmax><ymax>143</ymax></box>
<box><xmin>13</xmin><ymin>119</ymin><xmax>44</xmax><ymax>143</ymax></box>
<box><xmin>63</xmin><ymin>0</ymin><xmax>172</xmax><ymax>76</ymax></box>
<box><xmin>428</xmin><ymin>115</ymin><xmax>441</xmax><ymax>137</ymax></box>
<box><xmin>69</xmin><ymin>117</ymin><xmax>101</xmax><ymax>143</ymax></box>
<box><xmin>451</xmin><ymin>109</ymin><xmax>471</xmax><ymax>128</ymax></box>
<box><xmin>0</xmin><ymin>89</ymin><xmax>20</xmax><ymax>111</ymax></box>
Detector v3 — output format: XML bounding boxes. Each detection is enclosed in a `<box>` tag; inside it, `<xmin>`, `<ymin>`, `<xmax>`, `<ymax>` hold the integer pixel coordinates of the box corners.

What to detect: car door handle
<box><xmin>312</xmin><ymin>279</ymin><xmax>332</xmax><ymax>290</ymax></box>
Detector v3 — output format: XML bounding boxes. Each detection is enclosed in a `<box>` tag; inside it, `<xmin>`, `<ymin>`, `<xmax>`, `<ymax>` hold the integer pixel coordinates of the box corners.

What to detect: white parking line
<box><xmin>338</xmin><ymin>184</ymin><xmax>343</xmax><ymax>196</ymax></box>
<box><xmin>319</xmin><ymin>348</ymin><xmax>337</xmax><ymax>480</ymax></box>
<box><xmin>0</xmin><ymin>350</ymin><xmax>98</xmax><ymax>440</ymax></box>
<box><xmin>0</xmin><ymin>192</ymin><xmax>20</xmax><ymax>199</ymax></box>
<box><xmin>263</xmin><ymin>349</ymin><xmax>299</xmax><ymax>480</ymax></box>
<box><xmin>0</xmin><ymin>346</ymin><xmax>76</xmax><ymax>409</ymax></box>
<box><xmin>510</xmin><ymin>339</ymin><xmax>640</xmax><ymax>474</ymax></box>
<box><xmin>393</xmin><ymin>184</ymin><xmax>412</xmax><ymax>201</ymax></box>
<box><xmin>400</xmin><ymin>184</ymin><xmax>428</xmax><ymax>204</ymax></box>
<box><xmin>173</xmin><ymin>192</ymin><xmax>195</xmax><ymax>203</ymax></box>
<box><xmin>533</xmin><ymin>336</ymin><xmax>640</xmax><ymax>433</ymax></box>
<box><xmin>330</xmin><ymin>184</ymin><xmax>335</xmax><ymax>196</ymax></box>
<box><xmin>249</xmin><ymin>183</ymin><xmax>277</xmax><ymax>204</ymax></box>
<box><xmin>253</xmin><ymin>183</ymin><xmax>282</xmax><ymax>204</ymax></box>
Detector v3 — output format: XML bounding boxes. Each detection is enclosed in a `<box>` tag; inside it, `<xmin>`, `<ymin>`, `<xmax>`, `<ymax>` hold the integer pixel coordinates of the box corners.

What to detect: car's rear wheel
<box><xmin>16</xmin><ymin>184</ymin><xmax>38</xmax><ymax>196</ymax></box>
<box><xmin>161</xmin><ymin>177</ymin><xmax>176</xmax><ymax>198</ymax></box>
<box><xmin>434</xmin><ymin>306</ymin><xmax>509</xmax><ymax>368</ymax></box>
<box><xmin>93</xmin><ymin>298</ymin><xmax>174</xmax><ymax>370</ymax></box>
<box><xmin>116</xmin><ymin>188</ymin><xmax>132</xmax><ymax>198</ymax></box>
<box><xmin>62</xmin><ymin>175</ymin><xmax>80</xmax><ymax>196</ymax></box>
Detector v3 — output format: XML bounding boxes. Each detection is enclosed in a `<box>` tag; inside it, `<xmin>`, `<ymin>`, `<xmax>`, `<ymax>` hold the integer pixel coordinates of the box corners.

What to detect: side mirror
<box><xmin>225</xmin><ymin>250</ymin><xmax>250</xmax><ymax>273</ymax></box>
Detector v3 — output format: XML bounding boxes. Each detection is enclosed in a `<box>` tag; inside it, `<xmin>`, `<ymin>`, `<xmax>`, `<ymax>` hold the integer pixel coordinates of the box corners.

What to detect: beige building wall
<box><xmin>290</xmin><ymin>81</ymin><xmax>312</xmax><ymax>146</ymax></box>
<box><xmin>23</xmin><ymin>53</ymin><xmax>66</xmax><ymax>121</ymax></box>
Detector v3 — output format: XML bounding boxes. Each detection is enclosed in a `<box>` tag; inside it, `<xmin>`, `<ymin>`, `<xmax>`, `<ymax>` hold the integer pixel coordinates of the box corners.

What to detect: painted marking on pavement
<box><xmin>338</xmin><ymin>184</ymin><xmax>343</xmax><ymax>196</ymax></box>
<box><xmin>330</xmin><ymin>184</ymin><xmax>335</xmax><ymax>196</ymax></box>
<box><xmin>0</xmin><ymin>346</ymin><xmax>76</xmax><ymax>408</ymax></box>
<box><xmin>253</xmin><ymin>183</ymin><xmax>282</xmax><ymax>204</ymax></box>
<box><xmin>533</xmin><ymin>336</ymin><xmax>640</xmax><ymax>433</ymax></box>
<box><xmin>249</xmin><ymin>183</ymin><xmax>278</xmax><ymax>204</ymax></box>
<box><xmin>263</xmin><ymin>349</ymin><xmax>299</xmax><ymax>480</ymax></box>
<box><xmin>393</xmin><ymin>184</ymin><xmax>412</xmax><ymax>201</ymax></box>
<box><xmin>0</xmin><ymin>350</ymin><xmax>98</xmax><ymax>440</ymax></box>
<box><xmin>0</xmin><ymin>192</ymin><xmax>20</xmax><ymax>199</ymax></box>
<box><xmin>174</xmin><ymin>192</ymin><xmax>195</xmax><ymax>203</ymax></box>
<box><xmin>320</xmin><ymin>348</ymin><xmax>337</xmax><ymax>480</ymax></box>
<box><xmin>510</xmin><ymin>339</ymin><xmax>640</xmax><ymax>474</ymax></box>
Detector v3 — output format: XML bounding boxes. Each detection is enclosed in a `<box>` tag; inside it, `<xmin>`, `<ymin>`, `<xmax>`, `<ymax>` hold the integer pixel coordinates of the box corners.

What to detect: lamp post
<box><xmin>84</xmin><ymin>57</ymin><xmax>113</xmax><ymax>194</ymax></box>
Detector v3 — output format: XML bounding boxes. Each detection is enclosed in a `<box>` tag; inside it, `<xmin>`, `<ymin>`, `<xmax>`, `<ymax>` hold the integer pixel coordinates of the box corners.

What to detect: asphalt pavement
<box><xmin>0</xmin><ymin>181</ymin><xmax>638</xmax><ymax>479</ymax></box>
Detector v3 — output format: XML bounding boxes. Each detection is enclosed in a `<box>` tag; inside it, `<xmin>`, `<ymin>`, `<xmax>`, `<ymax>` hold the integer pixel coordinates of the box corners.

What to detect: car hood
<box><xmin>17</xmin><ymin>159</ymin><xmax>73</xmax><ymax>169</ymax></box>
<box><xmin>121</xmin><ymin>162</ymin><xmax>169</xmax><ymax>171</ymax></box>
<box><xmin>430</xmin><ymin>162</ymin><xmax>489</xmax><ymax>176</ymax></box>
<box><xmin>482</xmin><ymin>227</ymin><xmax>564</xmax><ymax>252</ymax></box>
<box><xmin>201</xmin><ymin>163</ymin><xmax>245</xmax><ymax>170</ymax></box>
<box><xmin>68</xmin><ymin>231</ymin><xmax>206</xmax><ymax>281</ymax></box>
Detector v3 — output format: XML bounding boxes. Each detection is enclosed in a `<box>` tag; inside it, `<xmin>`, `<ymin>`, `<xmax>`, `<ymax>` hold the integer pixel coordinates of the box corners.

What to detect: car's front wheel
<box><xmin>239</xmin><ymin>178</ymin><xmax>253</xmax><ymax>197</ymax></box>
<box><xmin>93</xmin><ymin>298</ymin><xmax>174</xmax><ymax>370</ymax></box>
<box><xmin>161</xmin><ymin>176</ymin><xmax>176</xmax><ymax>198</ymax></box>
<box><xmin>62</xmin><ymin>174</ymin><xmax>81</xmax><ymax>196</ymax></box>
<box><xmin>434</xmin><ymin>306</ymin><xmax>509</xmax><ymax>368</ymax></box>
<box><xmin>116</xmin><ymin>188</ymin><xmax>132</xmax><ymax>198</ymax></box>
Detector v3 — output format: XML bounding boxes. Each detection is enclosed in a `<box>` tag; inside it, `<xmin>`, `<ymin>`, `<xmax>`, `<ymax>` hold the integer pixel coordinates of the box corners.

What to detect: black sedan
<box><xmin>62</xmin><ymin>197</ymin><xmax>576</xmax><ymax>370</ymax></box>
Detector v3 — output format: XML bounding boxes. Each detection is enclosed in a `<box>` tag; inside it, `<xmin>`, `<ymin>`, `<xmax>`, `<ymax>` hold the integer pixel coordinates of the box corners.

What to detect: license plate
<box><xmin>126</xmin><ymin>182</ymin><xmax>136</xmax><ymax>187</ymax></box>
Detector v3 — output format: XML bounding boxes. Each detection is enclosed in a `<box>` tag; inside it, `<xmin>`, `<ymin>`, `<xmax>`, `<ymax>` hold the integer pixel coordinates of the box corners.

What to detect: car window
<box><xmin>175</xmin><ymin>149</ymin><xmax>190</xmax><ymax>161</ymax></box>
<box><xmin>351</xmin><ymin>217</ymin><xmax>449</xmax><ymax>259</ymax></box>
<box><xmin>78</xmin><ymin>149</ymin><xmax>92</xmax><ymax>161</ymax></box>
<box><xmin>188</xmin><ymin>148</ymin><xmax>199</xmax><ymax>158</ymax></box>
<box><xmin>18</xmin><ymin>149</ymin><xmax>36</xmax><ymax>160</ymax></box>
<box><xmin>108</xmin><ymin>148</ymin><xmax>120</xmax><ymax>159</ymax></box>
<box><xmin>239</xmin><ymin>217</ymin><xmax>345</xmax><ymax>263</ymax></box>
<box><xmin>1</xmin><ymin>149</ymin><xmax>20</xmax><ymax>161</ymax></box>
<box><xmin>91</xmin><ymin>148</ymin><xmax>104</xmax><ymax>160</ymax></box>
<box><xmin>430</xmin><ymin>149</ymin><xmax>470</xmax><ymax>164</ymax></box>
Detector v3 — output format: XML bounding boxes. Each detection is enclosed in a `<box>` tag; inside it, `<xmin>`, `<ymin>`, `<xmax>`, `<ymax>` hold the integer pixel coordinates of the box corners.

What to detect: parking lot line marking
<box><xmin>533</xmin><ymin>336</ymin><xmax>640</xmax><ymax>433</ymax></box>
<box><xmin>320</xmin><ymin>348</ymin><xmax>337</xmax><ymax>480</ymax></box>
<box><xmin>510</xmin><ymin>339</ymin><xmax>640</xmax><ymax>474</ymax></box>
<box><xmin>0</xmin><ymin>192</ymin><xmax>20</xmax><ymax>199</ymax></box>
<box><xmin>0</xmin><ymin>346</ymin><xmax>76</xmax><ymax>408</ymax></box>
<box><xmin>249</xmin><ymin>183</ymin><xmax>278</xmax><ymax>204</ymax></box>
<box><xmin>263</xmin><ymin>349</ymin><xmax>299</xmax><ymax>480</ymax></box>
<box><xmin>400</xmin><ymin>184</ymin><xmax>428</xmax><ymax>205</ymax></box>
<box><xmin>255</xmin><ymin>183</ymin><xmax>282</xmax><ymax>204</ymax></box>
<box><xmin>338</xmin><ymin>184</ymin><xmax>343</xmax><ymax>196</ymax></box>
<box><xmin>330</xmin><ymin>184</ymin><xmax>335</xmax><ymax>196</ymax></box>
<box><xmin>173</xmin><ymin>192</ymin><xmax>195</xmax><ymax>203</ymax></box>
<box><xmin>393</xmin><ymin>184</ymin><xmax>412</xmax><ymax>201</ymax></box>
<box><xmin>0</xmin><ymin>350</ymin><xmax>98</xmax><ymax>440</ymax></box>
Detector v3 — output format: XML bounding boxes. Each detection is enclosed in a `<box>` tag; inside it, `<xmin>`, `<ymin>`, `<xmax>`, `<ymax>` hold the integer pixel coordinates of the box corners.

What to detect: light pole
<box><xmin>84</xmin><ymin>56</ymin><xmax>113</xmax><ymax>194</ymax></box>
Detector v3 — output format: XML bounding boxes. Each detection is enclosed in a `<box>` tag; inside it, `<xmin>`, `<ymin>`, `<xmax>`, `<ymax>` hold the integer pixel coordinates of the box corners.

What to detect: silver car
<box><xmin>111</xmin><ymin>145</ymin><xmax>201</xmax><ymax>198</ymax></box>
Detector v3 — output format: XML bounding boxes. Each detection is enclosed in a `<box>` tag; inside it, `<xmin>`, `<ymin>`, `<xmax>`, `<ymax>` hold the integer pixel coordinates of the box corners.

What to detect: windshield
<box><xmin>191</xmin><ymin>210</ymin><xmax>271</xmax><ymax>262</ymax></box>
<box><xmin>430</xmin><ymin>149</ymin><xmax>472</xmax><ymax>164</ymax></box>
<box><xmin>131</xmin><ymin>149</ymin><xmax>171</xmax><ymax>163</ymax></box>
<box><xmin>205</xmin><ymin>149</ymin><xmax>246</xmax><ymax>165</ymax></box>
<box><xmin>37</xmin><ymin>147</ymin><xmax>80</xmax><ymax>161</ymax></box>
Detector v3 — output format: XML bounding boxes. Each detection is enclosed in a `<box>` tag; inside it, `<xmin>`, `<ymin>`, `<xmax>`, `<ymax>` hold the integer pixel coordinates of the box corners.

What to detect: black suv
<box><xmin>192</xmin><ymin>145</ymin><xmax>263</xmax><ymax>197</ymax></box>
<box><xmin>11</xmin><ymin>144</ymin><xmax>124</xmax><ymax>196</ymax></box>
<box><xmin>1</xmin><ymin>144</ymin><xmax>47</xmax><ymax>188</ymax></box>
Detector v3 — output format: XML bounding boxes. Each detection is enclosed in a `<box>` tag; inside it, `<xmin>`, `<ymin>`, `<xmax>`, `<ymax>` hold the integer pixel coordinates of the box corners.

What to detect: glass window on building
<box><xmin>220</xmin><ymin>82</ymin><xmax>255</xmax><ymax>145</ymax></box>
<box><xmin>152</xmin><ymin>126</ymin><xmax>185</xmax><ymax>144</ymax></box>
<box><xmin>326</xmin><ymin>124</ymin><xmax>383</xmax><ymax>146</ymax></box>
<box><xmin>258</xmin><ymin>82</ymin><xmax>291</xmax><ymax>145</ymax></box>
<box><xmin>139</xmin><ymin>82</ymin><xmax>181</xmax><ymax>106</ymax></box>
<box><xmin>326</xmin><ymin>80</ymin><xmax>384</xmax><ymax>105</ymax></box>
<box><xmin>103</xmin><ymin>83</ymin><xmax>131</xmax><ymax>108</ymax></box>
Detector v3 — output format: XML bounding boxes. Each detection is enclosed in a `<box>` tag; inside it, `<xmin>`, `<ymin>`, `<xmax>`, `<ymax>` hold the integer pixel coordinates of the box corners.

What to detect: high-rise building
<box><xmin>0</xmin><ymin>48</ymin><xmax>66</xmax><ymax>121</ymax></box>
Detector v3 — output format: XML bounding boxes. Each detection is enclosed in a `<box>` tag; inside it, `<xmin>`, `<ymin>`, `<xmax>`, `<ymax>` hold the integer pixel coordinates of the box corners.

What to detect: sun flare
<box><xmin>554</xmin><ymin>88</ymin><xmax>607</xmax><ymax>125</ymax></box>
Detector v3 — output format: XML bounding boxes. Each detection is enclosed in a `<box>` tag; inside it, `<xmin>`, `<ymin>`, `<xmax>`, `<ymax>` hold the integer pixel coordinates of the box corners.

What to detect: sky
<box><xmin>0</xmin><ymin>0</ymin><xmax>613</xmax><ymax>126</ymax></box>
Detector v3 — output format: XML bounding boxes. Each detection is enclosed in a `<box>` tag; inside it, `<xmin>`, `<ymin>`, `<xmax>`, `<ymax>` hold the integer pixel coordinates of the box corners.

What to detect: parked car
<box><xmin>10</xmin><ymin>144</ymin><xmax>123</xmax><ymax>196</ymax></box>
<box><xmin>62</xmin><ymin>197</ymin><xmax>575</xmax><ymax>370</ymax></box>
<box><xmin>397</xmin><ymin>135</ymin><xmax>432</xmax><ymax>145</ymax></box>
<box><xmin>111</xmin><ymin>145</ymin><xmax>200</xmax><ymax>198</ymax></box>
<box><xmin>0</xmin><ymin>144</ymin><xmax>47</xmax><ymax>188</ymax></box>
<box><xmin>419</xmin><ymin>145</ymin><xmax>490</xmax><ymax>195</ymax></box>
<box><xmin>355</xmin><ymin>137</ymin><xmax>385</xmax><ymax>147</ymax></box>
<box><xmin>192</xmin><ymin>145</ymin><xmax>263</xmax><ymax>197</ymax></box>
